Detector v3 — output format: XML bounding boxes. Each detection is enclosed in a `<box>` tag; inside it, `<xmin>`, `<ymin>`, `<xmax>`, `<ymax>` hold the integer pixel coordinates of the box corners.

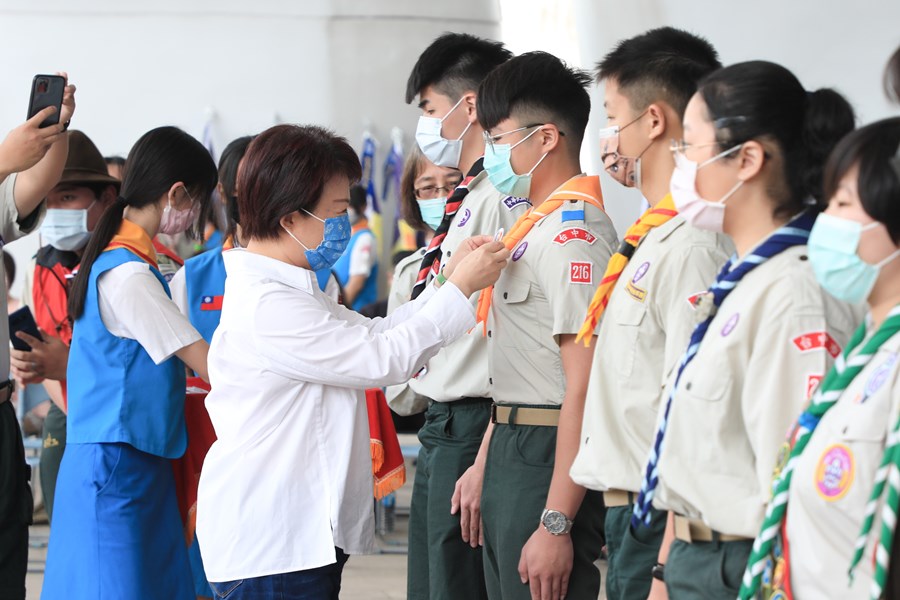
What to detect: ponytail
<box><xmin>68</xmin><ymin>197</ymin><xmax>126</xmax><ymax>319</ymax></box>
<box><xmin>799</xmin><ymin>88</ymin><xmax>855</xmax><ymax>205</ymax></box>
<box><xmin>67</xmin><ymin>126</ymin><xmax>217</xmax><ymax>320</ymax></box>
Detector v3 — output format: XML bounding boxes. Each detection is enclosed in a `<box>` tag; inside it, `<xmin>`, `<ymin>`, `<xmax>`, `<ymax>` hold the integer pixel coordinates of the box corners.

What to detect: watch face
<box><xmin>543</xmin><ymin>510</ymin><xmax>568</xmax><ymax>534</ymax></box>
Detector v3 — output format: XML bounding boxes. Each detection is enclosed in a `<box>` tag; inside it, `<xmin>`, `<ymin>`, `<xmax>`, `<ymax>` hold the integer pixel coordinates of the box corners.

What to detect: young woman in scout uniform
<box><xmin>631</xmin><ymin>61</ymin><xmax>862</xmax><ymax>599</ymax></box>
<box><xmin>456</xmin><ymin>51</ymin><xmax>617</xmax><ymax>600</ymax></box>
<box><xmin>741</xmin><ymin>118</ymin><xmax>900</xmax><ymax>600</ymax></box>
<box><xmin>42</xmin><ymin>126</ymin><xmax>217</xmax><ymax>599</ymax></box>
<box><xmin>567</xmin><ymin>28</ymin><xmax>731</xmax><ymax>600</ymax></box>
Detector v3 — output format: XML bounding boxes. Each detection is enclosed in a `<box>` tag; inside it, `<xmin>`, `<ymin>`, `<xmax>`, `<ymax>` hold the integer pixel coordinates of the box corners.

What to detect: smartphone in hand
<box><xmin>27</xmin><ymin>74</ymin><xmax>66</xmax><ymax>128</ymax></box>
<box><xmin>8</xmin><ymin>306</ymin><xmax>43</xmax><ymax>352</ymax></box>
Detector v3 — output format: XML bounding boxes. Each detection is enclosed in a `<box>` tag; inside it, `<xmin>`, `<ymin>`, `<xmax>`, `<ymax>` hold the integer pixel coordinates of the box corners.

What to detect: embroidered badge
<box><xmin>815</xmin><ymin>443</ymin><xmax>855</xmax><ymax>501</ymax></box>
<box><xmin>561</xmin><ymin>209</ymin><xmax>585</xmax><ymax>222</ymax></box>
<box><xmin>806</xmin><ymin>374</ymin><xmax>823</xmax><ymax>399</ymax></box>
<box><xmin>569</xmin><ymin>261</ymin><xmax>593</xmax><ymax>285</ymax></box>
<box><xmin>720</xmin><ymin>313</ymin><xmax>740</xmax><ymax>337</ymax></box>
<box><xmin>512</xmin><ymin>242</ymin><xmax>528</xmax><ymax>262</ymax></box>
<box><xmin>625</xmin><ymin>281</ymin><xmax>647</xmax><ymax>302</ymax></box>
<box><xmin>862</xmin><ymin>354</ymin><xmax>898</xmax><ymax>402</ymax></box>
<box><xmin>201</xmin><ymin>295</ymin><xmax>224</xmax><ymax>311</ymax></box>
<box><xmin>457</xmin><ymin>209</ymin><xmax>471</xmax><ymax>227</ymax></box>
<box><xmin>632</xmin><ymin>261</ymin><xmax>650</xmax><ymax>284</ymax></box>
<box><xmin>792</xmin><ymin>331</ymin><xmax>841</xmax><ymax>358</ymax></box>
<box><xmin>553</xmin><ymin>228</ymin><xmax>597</xmax><ymax>246</ymax></box>
<box><xmin>503</xmin><ymin>196</ymin><xmax>530</xmax><ymax>210</ymax></box>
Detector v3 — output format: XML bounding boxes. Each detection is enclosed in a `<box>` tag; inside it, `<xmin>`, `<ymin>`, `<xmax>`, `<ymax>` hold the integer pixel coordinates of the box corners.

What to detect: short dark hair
<box><xmin>596</xmin><ymin>27</ymin><xmax>721</xmax><ymax>117</ymax></box>
<box><xmin>349</xmin><ymin>184</ymin><xmax>367</xmax><ymax>213</ymax></box>
<box><xmin>697</xmin><ymin>60</ymin><xmax>855</xmax><ymax>217</ymax></box>
<box><xmin>104</xmin><ymin>155</ymin><xmax>126</xmax><ymax>167</ymax></box>
<box><xmin>3</xmin><ymin>250</ymin><xmax>15</xmax><ymax>288</ymax></box>
<box><xmin>823</xmin><ymin>117</ymin><xmax>900</xmax><ymax>243</ymax></box>
<box><xmin>218</xmin><ymin>135</ymin><xmax>255</xmax><ymax>240</ymax></box>
<box><xmin>405</xmin><ymin>32</ymin><xmax>511</xmax><ymax>104</ymax></box>
<box><xmin>477</xmin><ymin>51</ymin><xmax>592</xmax><ymax>152</ymax></box>
<box><xmin>238</xmin><ymin>125</ymin><xmax>362</xmax><ymax>241</ymax></box>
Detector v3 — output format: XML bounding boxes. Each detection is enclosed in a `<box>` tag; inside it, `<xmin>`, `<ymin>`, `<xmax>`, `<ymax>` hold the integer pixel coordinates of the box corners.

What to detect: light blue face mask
<box><xmin>283</xmin><ymin>209</ymin><xmax>351</xmax><ymax>272</ymax></box>
<box><xmin>416</xmin><ymin>196</ymin><xmax>447</xmax><ymax>230</ymax></box>
<box><xmin>483</xmin><ymin>126</ymin><xmax>549</xmax><ymax>198</ymax></box>
<box><xmin>808</xmin><ymin>212</ymin><xmax>900</xmax><ymax>304</ymax></box>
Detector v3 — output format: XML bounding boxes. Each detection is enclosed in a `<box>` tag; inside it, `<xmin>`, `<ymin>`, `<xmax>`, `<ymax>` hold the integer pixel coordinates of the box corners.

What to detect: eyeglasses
<box><xmin>415</xmin><ymin>181</ymin><xmax>463</xmax><ymax>200</ymax></box>
<box><xmin>483</xmin><ymin>124</ymin><xmax>565</xmax><ymax>150</ymax></box>
<box><xmin>669</xmin><ymin>140</ymin><xmax>723</xmax><ymax>155</ymax></box>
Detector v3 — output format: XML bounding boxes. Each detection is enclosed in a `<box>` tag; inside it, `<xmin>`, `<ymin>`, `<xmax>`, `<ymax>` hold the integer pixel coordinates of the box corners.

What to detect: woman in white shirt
<box><xmin>196</xmin><ymin>124</ymin><xmax>509</xmax><ymax>600</ymax></box>
<box><xmin>42</xmin><ymin>126</ymin><xmax>216</xmax><ymax>599</ymax></box>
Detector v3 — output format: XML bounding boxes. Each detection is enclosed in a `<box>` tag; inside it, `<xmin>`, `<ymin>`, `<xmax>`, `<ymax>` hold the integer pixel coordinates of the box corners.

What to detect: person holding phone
<box><xmin>41</xmin><ymin>126</ymin><xmax>216</xmax><ymax>599</ymax></box>
<box><xmin>195</xmin><ymin>124</ymin><xmax>509</xmax><ymax>600</ymax></box>
<box><xmin>0</xmin><ymin>74</ymin><xmax>75</xmax><ymax>600</ymax></box>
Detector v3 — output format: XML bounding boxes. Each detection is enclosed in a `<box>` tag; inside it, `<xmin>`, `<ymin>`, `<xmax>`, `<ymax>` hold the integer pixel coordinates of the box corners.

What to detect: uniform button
<box><xmin>489</xmin><ymin>377</ymin><xmax>493</xmax><ymax>384</ymax></box>
<box><xmin>799</xmin><ymin>255</ymin><xmax>808</xmax><ymax>261</ymax></box>
<box><xmin>685</xmin><ymin>382</ymin><xmax>692</xmax><ymax>391</ymax></box>
<box><xmin>488</xmin><ymin>330</ymin><xmax>492</xmax><ymax>338</ymax></box>
<box><xmin>503</xmin><ymin>292</ymin><xmax>508</xmax><ymax>299</ymax></box>
<box><xmin>447</xmin><ymin>250</ymin><xmax>452</xmax><ymax>257</ymax></box>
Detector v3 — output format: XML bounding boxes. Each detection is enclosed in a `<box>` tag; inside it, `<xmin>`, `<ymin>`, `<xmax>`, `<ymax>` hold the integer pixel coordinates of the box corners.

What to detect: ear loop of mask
<box><xmin>512</xmin><ymin>127</ymin><xmax>550</xmax><ymax>175</ymax></box>
<box><xmin>442</xmin><ymin>95</ymin><xmax>472</xmax><ymax>142</ymax></box>
<box><xmin>860</xmin><ymin>221</ymin><xmax>900</xmax><ymax>268</ymax></box>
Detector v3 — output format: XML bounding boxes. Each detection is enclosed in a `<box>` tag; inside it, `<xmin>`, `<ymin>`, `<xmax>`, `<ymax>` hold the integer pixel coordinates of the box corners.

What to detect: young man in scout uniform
<box><xmin>566</xmin><ymin>28</ymin><xmax>731</xmax><ymax>599</ymax></box>
<box><xmin>456</xmin><ymin>51</ymin><xmax>617</xmax><ymax>600</ymax></box>
<box><xmin>403</xmin><ymin>33</ymin><xmax>531</xmax><ymax>600</ymax></box>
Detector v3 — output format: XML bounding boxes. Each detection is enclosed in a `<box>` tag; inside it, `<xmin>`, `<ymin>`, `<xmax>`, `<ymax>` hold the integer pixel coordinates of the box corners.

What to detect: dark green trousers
<box><xmin>604</xmin><ymin>504</ymin><xmax>666</xmax><ymax>600</ymax></box>
<box><xmin>40</xmin><ymin>402</ymin><xmax>66</xmax><ymax>523</ymax></box>
<box><xmin>0</xmin><ymin>399</ymin><xmax>32</xmax><ymax>600</ymax></box>
<box><xmin>407</xmin><ymin>399</ymin><xmax>491</xmax><ymax>600</ymax></box>
<box><xmin>666</xmin><ymin>538</ymin><xmax>753</xmax><ymax>600</ymax></box>
<box><xmin>481</xmin><ymin>422</ymin><xmax>605</xmax><ymax>600</ymax></box>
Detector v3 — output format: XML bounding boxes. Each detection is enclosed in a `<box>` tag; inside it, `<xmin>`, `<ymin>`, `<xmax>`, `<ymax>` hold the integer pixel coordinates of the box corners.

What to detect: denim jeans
<box><xmin>210</xmin><ymin>549</ymin><xmax>349</xmax><ymax>600</ymax></box>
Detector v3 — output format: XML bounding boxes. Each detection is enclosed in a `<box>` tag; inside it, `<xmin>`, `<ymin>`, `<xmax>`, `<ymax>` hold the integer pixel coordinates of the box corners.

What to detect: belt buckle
<box><xmin>490</xmin><ymin>403</ymin><xmax>498</xmax><ymax>424</ymax></box>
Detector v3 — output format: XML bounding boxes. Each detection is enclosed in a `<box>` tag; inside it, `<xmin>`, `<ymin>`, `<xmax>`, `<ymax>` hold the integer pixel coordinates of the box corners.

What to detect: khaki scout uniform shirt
<box><xmin>653</xmin><ymin>245</ymin><xmax>863</xmax><ymax>538</ymax></box>
<box><xmin>409</xmin><ymin>171</ymin><xmax>530</xmax><ymax>402</ymax></box>
<box><xmin>570</xmin><ymin>216</ymin><xmax>733</xmax><ymax>492</ymax></box>
<box><xmin>385</xmin><ymin>248</ymin><xmax>427</xmax><ymax>415</ymax></box>
<box><xmin>488</xmin><ymin>178</ymin><xmax>617</xmax><ymax>406</ymax></box>
<box><xmin>786</xmin><ymin>329</ymin><xmax>900</xmax><ymax>599</ymax></box>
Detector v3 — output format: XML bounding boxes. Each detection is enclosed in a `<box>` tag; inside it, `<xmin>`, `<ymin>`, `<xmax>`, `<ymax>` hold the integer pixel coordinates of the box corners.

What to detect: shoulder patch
<box><xmin>503</xmin><ymin>196</ymin><xmax>530</xmax><ymax>210</ymax></box>
<box><xmin>561</xmin><ymin>209</ymin><xmax>585</xmax><ymax>222</ymax></box>
<box><xmin>553</xmin><ymin>227</ymin><xmax>597</xmax><ymax>246</ymax></box>
<box><xmin>792</xmin><ymin>332</ymin><xmax>841</xmax><ymax>358</ymax></box>
<box><xmin>569</xmin><ymin>261</ymin><xmax>593</xmax><ymax>285</ymax></box>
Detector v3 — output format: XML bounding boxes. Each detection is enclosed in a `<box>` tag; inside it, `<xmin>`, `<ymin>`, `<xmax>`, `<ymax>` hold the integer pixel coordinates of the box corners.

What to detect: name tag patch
<box><xmin>815</xmin><ymin>443</ymin><xmax>855</xmax><ymax>501</ymax></box>
<box><xmin>569</xmin><ymin>261</ymin><xmax>593</xmax><ymax>285</ymax></box>
<box><xmin>553</xmin><ymin>228</ymin><xmax>596</xmax><ymax>246</ymax></box>
<box><xmin>625</xmin><ymin>281</ymin><xmax>647</xmax><ymax>302</ymax></box>
<box><xmin>503</xmin><ymin>196</ymin><xmax>530</xmax><ymax>210</ymax></box>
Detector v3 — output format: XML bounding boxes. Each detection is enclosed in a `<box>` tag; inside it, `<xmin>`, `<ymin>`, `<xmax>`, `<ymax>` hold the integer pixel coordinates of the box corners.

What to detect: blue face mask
<box><xmin>483</xmin><ymin>126</ymin><xmax>549</xmax><ymax>198</ymax></box>
<box><xmin>416</xmin><ymin>196</ymin><xmax>447</xmax><ymax>230</ymax></box>
<box><xmin>808</xmin><ymin>212</ymin><xmax>900</xmax><ymax>304</ymax></box>
<box><xmin>282</xmin><ymin>209</ymin><xmax>352</xmax><ymax>272</ymax></box>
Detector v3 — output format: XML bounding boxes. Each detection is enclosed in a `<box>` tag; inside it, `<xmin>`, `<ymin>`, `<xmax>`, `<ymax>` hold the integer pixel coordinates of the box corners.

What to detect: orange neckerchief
<box><xmin>105</xmin><ymin>219</ymin><xmax>159</xmax><ymax>268</ymax></box>
<box><xmin>222</xmin><ymin>235</ymin><xmax>235</xmax><ymax>251</ymax></box>
<box><xmin>474</xmin><ymin>176</ymin><xmax>605</xmax><ymax>334</ymax></box>
<box><xmin>575</xmin><ymin>194</ymin><xmax>678</xmax><ymax>344</ymax></box>
<box><xmin>352</xmin><ymin>217</ymin><xmax>370</xmax><ymax>236</ymax></box>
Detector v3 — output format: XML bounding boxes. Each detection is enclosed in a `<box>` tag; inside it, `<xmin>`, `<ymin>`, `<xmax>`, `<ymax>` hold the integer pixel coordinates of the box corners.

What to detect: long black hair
<box><xmin>697</xmin><ymin>60</ymin><xmax>855</xmax><ymax>217</ymax></box>
<box><xmin>69</xmin><ymin>126</ymin><xmax>217</xmax><ymax>319</ymax></box>
<box><xmin>217</xmin><ymin>135</ymin><xmax>254</xmax><ymax>242</ymax></box>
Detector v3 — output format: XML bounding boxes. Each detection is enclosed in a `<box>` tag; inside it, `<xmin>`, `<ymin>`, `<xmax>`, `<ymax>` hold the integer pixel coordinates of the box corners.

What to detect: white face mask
<box><xmin>415</xmin><ymin>95</ymin><xmax>473</xmax><ymax>169</ymax></box>
<box><xmin>670</xmin><ymin>145</ymin><xmax>743</xmax><ymax>232</ymax></box>
<box><xmin>40</xmin><ymin>202</ymin><xmax>95</xmax><ymax>251</ymax></box>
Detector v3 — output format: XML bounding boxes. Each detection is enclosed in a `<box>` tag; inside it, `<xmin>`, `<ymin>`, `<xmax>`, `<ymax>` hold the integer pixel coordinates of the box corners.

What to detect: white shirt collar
<box><xmin>223</xmin><ymin>248</ymin><xmax>314</xmax><ymax>294</ymax></box>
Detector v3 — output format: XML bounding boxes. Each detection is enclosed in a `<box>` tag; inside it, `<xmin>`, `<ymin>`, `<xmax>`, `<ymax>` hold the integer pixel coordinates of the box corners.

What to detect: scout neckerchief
<box><xmin>632</xmin><ymin>210</ymin><xmax>817</xmax><ymax>528</ymax></box>
<box><xmin>575</xmin><ymin>194</ymin><xmax>678</xmax><ymax>345</ymax></box>
<box><xmin>410</xmin><ymin>158</ymin><xmax>484</xmax><ymax>299</ymax></box>
<box><xmin>740</xmin><ymin>305</ymin><xmax>900</xmax><ymax>599</ymax></box>
<box><xmin>352</xmin><ymin>218</ymin><xmax>370</xmax><ymax>236</ymax></box>
<box><xmin>106</xmin><ymin>218</ymin><xmax>159</xmax><ymax>269</ymax></box>
<box><xmin>474</xmin><ymin>175</ymin><xmax>605</xmax><ymax>335</ymax></box>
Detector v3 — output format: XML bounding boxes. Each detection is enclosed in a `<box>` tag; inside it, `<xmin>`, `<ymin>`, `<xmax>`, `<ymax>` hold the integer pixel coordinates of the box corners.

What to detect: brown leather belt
<box><xmin>491</xmin><ymin>404</ymin><xmax>560</xmax><ymax>427</ymax></box>
<box><xmin>673</xmin><ymin>515</ymin><xmax>751</xmax><ymax>544</ymax></box>
<box><xmin>603</xmin><ymin>489</ymin><xmax>636</xmax><ymax>507</ymax></box>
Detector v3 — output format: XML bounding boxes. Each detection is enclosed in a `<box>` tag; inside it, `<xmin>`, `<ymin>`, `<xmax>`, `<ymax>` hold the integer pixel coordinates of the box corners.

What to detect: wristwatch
<box><xmin>651</xmin><ymin>562</ymin><xmax>665</xmax><ymax>582</ymax></box>
<box><xmin>540</xmin><ymin>509</ymin><xmax>574</xmax><ymax>535</ymax></box>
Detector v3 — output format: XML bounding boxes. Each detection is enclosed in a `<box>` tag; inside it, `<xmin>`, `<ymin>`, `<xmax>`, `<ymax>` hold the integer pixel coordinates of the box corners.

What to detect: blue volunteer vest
<box><xmin>184</xmin><ymin>247</ymin><xmax>227</xmax><ymax>343</ymax></box>
<box><xmin>66</xmin><ymin>248</ymin><xmax>187</xmax><ymax>458</ymax></box>
<box><xmin>333</xmin><ymin>228</ymin><xmax>378</xmax><ymax>310</ymax></box>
